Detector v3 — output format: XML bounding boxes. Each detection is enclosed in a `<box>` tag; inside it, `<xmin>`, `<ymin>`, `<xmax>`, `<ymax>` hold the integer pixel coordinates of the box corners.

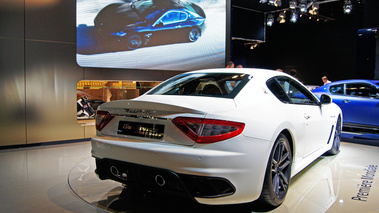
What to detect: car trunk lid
<box><xmin>97</xmin><ymin>96</ymin><xmax>237</xmax><ymax>146</ymax></box>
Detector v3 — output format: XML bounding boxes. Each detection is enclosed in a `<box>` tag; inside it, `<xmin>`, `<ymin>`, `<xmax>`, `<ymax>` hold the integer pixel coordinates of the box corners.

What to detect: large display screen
<box><xmin>76</xmin><ymin>0</ymin><xmax>226</xmax><ymax>71</ymax></box>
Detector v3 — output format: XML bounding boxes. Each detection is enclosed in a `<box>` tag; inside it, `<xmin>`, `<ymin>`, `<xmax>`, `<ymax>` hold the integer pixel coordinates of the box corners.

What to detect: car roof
<box><xmin>187</xmin><ymin>68</ymin><xmax>292</xmax><ymax>80</ymax></box>
<box><xmin>138</xmin><ymin>0</ymin><xmax>192</xmax><ymax>10</ymax></box>
<box><xmin>323</xmin><ymin>79</ymin><xmax>379</xmax><ymax>86</ymax></box>
<box><xmin>332</xmin><ymin>79</ymin><xmax>379</xmax><ymax>84</ymax></box>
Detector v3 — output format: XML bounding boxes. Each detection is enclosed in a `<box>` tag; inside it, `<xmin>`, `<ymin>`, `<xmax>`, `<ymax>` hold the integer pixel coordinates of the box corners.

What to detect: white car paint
<box><xmin>91</xmin><ymin>68</ymin><xmax>342</xmax><ymax>206</ymax></box>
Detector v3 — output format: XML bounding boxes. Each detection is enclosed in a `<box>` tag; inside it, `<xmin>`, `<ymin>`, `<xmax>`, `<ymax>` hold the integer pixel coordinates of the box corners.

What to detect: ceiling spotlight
<box><xmin>299</xmin><ymin>0</ymin><xmax>307</xmax><ymax>13</ymax></box>
<box><xmin>259</xmin><ymin>0</ymin><xmax>268</xmax><ymax>3</ymax></box>
<box><xmin>309</xmin><ymin>3</ymin><xmax>319</xmax><ymax>15</ymax></box>
<box><xmin>277</xmin><ymin>12</ymin><xmax>286</xmax><ymax>24</ymax></box>
<box><xmin>268</xmin><ymin>0</ymin><xmax>282</xmax><ymax>7</ymax></box>
<box><xmin>343</xmin><ymin>0</ymin><xmax>352</xmax><ymax>14</ymax></box>
<box><xmin>290</xmin><ymin>11</ymin><xmax>298</xmax><ymax>23</ymax></box>
<box><xmin>289</xmin><ymin>0</ymin><xmax>297</xmax><ymax>9</ymax></box>
<box><xmin>250</xmin><ymin>44</ymin><xmax>258</xmax><ymax>49</ymax></box>
<box><xmin>267</xmin><ymin>14</ymin><xmax>274</xmax><ymax>26</ymax></box>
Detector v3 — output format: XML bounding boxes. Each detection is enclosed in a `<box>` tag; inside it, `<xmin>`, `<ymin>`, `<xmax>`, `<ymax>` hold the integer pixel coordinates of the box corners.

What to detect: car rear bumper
<box><xmin>91</xmin><ymin>136</ymin><xmax>272</xmax><ymax>205</ymax></box>
<box><xmin>94</xmin><ymin>157</ymin><xmax>236</xmax><ymax>200</ymax></box>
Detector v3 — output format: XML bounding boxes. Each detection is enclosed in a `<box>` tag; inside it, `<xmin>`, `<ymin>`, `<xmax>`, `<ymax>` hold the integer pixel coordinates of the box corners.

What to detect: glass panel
<box><xmin>76</xmin><ymin>80</ymin><xmax>161</xmax><ymax>123</ymax></box>
<box><xmin>266</xmin><ymin>78</ymin><xmax>291</xmax><ymax>103</ymax></box>
<box><xmin>330</xmin><ymin>84</ymin><xmax>344</xmax><ymax>94</ymax></box>
<box><xmin>161</xmin><ymin>12</ymin><xmax>180</xmax><ymax>25</ymax></box>
<box><xmin>276</xmin><ymin>77</ymin><xmax>317</xmax><ymax>105</ymax></box>
<box><xmin>147</xmin><ymin>73</ymin><xmax>250</xmax><ymax>98</ymax></box>
<box><xmin>346</xmin><ymin>83</ymin><xmax>378</xmax><ymax>98</ymax></box>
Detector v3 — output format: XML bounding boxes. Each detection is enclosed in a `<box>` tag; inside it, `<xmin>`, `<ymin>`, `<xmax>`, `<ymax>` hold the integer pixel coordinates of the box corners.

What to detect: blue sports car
<box><xmin>312</xmin><ymin>79</ymin><xmax>379</xmax><ymax>132</ymax></box>
<box><xmin>94</xmin><ymin>0</ymin><xmax>206</xmax><ymax>50</ymax></box>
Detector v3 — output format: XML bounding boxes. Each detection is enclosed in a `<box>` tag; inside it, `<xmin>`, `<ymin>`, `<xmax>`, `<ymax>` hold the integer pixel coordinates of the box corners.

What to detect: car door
<box><xmin>276</xmin><ymin>77</ymin><xmax>332</xmax><ymax>157</ymax></box>
<box><xmin>152</xmin><ymin>11</ymin><xmax>189</xmax><ymax>43</ymax></box>
<box><xmin>342</xmin><ymin>82</ymin><xmax>379</xmax><ymax>127</ymax></box>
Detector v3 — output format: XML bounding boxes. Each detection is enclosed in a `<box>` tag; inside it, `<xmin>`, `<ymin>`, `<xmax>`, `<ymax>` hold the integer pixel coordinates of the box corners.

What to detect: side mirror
<box><xmin>320</xmin><ymin>94</ymin><xmax>332</xmax><ymax>104</ymax></box>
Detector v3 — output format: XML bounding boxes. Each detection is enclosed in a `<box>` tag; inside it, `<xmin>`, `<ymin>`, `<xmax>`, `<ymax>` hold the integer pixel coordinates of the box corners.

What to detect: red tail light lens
<box><xmin>172</xmin><ymin>117</ymin><xmax>245</xmax><ymax>143</ymax></box>
<box><xmin>96</xmin><ymin>110</ymin><xmax>114</xmax><ymax>131</ymax></box>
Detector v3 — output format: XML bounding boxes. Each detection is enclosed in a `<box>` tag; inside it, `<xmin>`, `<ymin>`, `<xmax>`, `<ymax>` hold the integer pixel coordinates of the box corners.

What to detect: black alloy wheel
<box><xmin>260</xmin><ymin>133</ymin><xmax>292</xmax><ymax>207</ymax></box>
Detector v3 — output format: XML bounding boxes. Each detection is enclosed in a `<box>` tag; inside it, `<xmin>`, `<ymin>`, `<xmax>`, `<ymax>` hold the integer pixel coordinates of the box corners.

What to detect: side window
<box><xmin>330</xmin><ymin>84</ymin><xmax>344</xmax><ymax>95</ymax></box>
<box><xmin>368</xmin><ymin>85</ymin><xmax>379</xmax><ymax>97</ymax></box>
<box><xmin>346</xmin><ymin>83</ymin><xmax>379</xmax><ymax>98</ymax></box>
<box><xmin>275</xmin><ymin>77</ymin><xmax>318</xmax><ymax>105</ymax></box>
<box><xmin>160</xmin><ymin>11</ymin><xmax>187</xmax><ymax>25</ymax></box>
<box><xmin>267</xmin><ymin>78</ymin><xmax>291</xmax><ymax>103</ymax></box>
<box><xmin>161</xmin><ymin>12</ymin><xmax>178</xmax><ymax>25</ymax></box>
<box><xmin>179</xmin><ymin>12</ymin><xmax>188</xmax><ymax>21</ymax></box>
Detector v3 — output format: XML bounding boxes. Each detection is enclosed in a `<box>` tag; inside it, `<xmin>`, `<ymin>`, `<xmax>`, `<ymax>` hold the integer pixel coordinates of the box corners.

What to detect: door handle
<box><xmin>304</xmin><ymin>114</ymin><xmax>310</xmax><ymax>120</ymax></box>
<box><xmin>342</xmin><ymin>100</ymin><xmax>351</xmax><ymax>103</ymax></box>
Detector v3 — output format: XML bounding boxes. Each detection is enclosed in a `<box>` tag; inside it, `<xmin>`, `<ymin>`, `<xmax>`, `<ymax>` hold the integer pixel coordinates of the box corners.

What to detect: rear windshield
<box><xmin>147</xmin><ymin>73</ymin><xmax>251</xmax><ymax>98</ymax></box>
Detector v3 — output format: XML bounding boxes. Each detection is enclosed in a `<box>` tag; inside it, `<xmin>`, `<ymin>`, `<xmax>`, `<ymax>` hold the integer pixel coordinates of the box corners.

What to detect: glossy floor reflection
<box><xmin>1</xmin><ymin>140</ymin><xmax>378</xmax><ymax>212</ymax></box>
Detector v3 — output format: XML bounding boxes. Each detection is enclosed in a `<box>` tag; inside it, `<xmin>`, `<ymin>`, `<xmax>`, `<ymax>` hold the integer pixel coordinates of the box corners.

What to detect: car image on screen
<box><xmin>91</xmin><ymin>68</ymin><xmax>343</xmax><ymax>208</ymax></box>
<box><xmin>94</xmin><ymin>0</ymin><xmax>207</xmax><ymax>50</ymax></box>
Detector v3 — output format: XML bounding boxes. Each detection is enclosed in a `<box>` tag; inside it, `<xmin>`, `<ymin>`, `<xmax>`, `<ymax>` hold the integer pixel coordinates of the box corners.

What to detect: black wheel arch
<box><xmin>280</xmin><ymin>129</ymin><xmax>294</xmax><ymax>158</ymax></box>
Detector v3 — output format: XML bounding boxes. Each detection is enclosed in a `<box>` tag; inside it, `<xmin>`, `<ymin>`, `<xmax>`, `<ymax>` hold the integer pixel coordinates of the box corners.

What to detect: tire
<box><xmin>127</xmin><ymin>34</ymin><xmax>143</xmax><ymax>49</ymax></box>
<box><xmin>260</xmin><ymin>133</ymin><xmax>292</xmax><ymax>207</ymax></box>
<box><xmin>188</xmin><ymin>28</ymin><xmax>200</xmax><ymax>42</ymax></box>
<box><xmin>326</xmin><ymin>115</ymin><xmax>342</xmax><ymax>155</ymax></box>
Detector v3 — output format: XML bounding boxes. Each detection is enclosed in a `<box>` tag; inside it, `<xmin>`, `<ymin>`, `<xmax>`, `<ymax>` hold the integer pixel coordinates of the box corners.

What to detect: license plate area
<box><xmin>117</xmin><ymin>121</ymin><xmax>164</xmax><ymax>140</ymax></box>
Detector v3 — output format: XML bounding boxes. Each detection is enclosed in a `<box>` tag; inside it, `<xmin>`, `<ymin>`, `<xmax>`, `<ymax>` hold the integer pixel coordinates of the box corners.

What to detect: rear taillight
<box><xmin>95</xmin><ymin>110</ymin><xmax>114</xmax><ymax>131</ymax></box>
<box><xmin>172</xmin><ymin>117</ymin><xmax>245</xmax><ymax>143</ymax></box>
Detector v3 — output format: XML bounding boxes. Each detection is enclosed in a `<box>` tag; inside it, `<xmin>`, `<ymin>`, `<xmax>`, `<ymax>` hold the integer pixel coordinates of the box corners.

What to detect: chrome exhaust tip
<box><xmin>155</xmin><ymin>174</ymin><xmax>166</xmax><ymax>186</ymax></box>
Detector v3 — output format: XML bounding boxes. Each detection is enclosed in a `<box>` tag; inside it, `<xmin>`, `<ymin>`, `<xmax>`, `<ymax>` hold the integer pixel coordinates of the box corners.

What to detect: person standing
<box><xmin>322</xmin><ymin>76</ymin><xmax>331</xmax><ymax>85</ymax></box>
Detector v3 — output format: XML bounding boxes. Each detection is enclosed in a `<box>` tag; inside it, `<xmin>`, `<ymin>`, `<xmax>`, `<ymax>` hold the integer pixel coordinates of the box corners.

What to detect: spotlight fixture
<box><xmin>250</xmin><ymin>44</ymin><xmax>258</xmax><ymax>49</ymax></box>
<box><xmin>290</xmin><ymin>11</ymin><xmax>298</xmax><ymax>23</ymax></box>
<box><xmin>268</xmin><ymin>0</ymin><xmax>282</xmax><ymax>7</ymax></box>
<box><xmin>267</xmin><ymin>14</ymin><xmax>274</xmax><ymax>26</ymax></box>
<box><xmin>289</xmin><ymin>0</ymin><xmax>297</xmax><ymax>9</ymax></box>
<box><xmin>343</xmin><ymin>0</ymin><xmax>352</xmax><ymax>14</ymax></box>
<box><xmin>299</xmin><ymin>0</ymin><xmax>308</xmax><ymax>13</ymax></box>
<box><xmin>277</xmin><ymin>11</ymin><xmax>286</xmax><ymax>24</ymax></box>
<box><xmin>259</xmin><ymin>0</ymin><xmax>268</xmax><ymax>3</ymax></box>
<box><xmin>309</xmin><ymin>3</ymin><xmax>319</xmax><ymax>15</ymax></box>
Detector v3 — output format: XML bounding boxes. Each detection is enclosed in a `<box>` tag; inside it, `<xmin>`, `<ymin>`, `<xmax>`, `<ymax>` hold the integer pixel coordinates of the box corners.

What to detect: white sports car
<box><xmin>91</xmin><ymin>68</ymin><xmax>342</xmax><ymax>207</ymax></box>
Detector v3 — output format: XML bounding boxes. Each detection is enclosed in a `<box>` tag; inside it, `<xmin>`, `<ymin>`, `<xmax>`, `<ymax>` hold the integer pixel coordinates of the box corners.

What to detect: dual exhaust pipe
<box><xmin>110</xmin><ymin>165</ymin><xmax>166</xmax><ymax>186</ymax></box>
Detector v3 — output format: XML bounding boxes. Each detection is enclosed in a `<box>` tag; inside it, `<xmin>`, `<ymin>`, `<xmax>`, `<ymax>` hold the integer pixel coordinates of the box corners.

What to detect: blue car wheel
<box><xmin>188</xmin><ymin>28</ymin><xmax>200</xmax><ymax>42</ymax></box>
<box><xmin>128</xmin><ymin>34</ymin><xmax>143</xmax><ymax>49</ymax></box>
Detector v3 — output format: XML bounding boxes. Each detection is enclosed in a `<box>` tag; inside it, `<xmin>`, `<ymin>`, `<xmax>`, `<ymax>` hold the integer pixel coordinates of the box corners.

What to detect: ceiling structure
<box><xmin>232</xmin><ymin>0</ymin><xmax>365</xmax><ymax>20</ymax></box>
<box><xmin>231</xmin><ymin>0</ymin><xmax>366</xmax><ymax>45</ymax></box>
<box><xmin>232</xmin><ymin>0</ymin><xmax>364</xmax><ymax>24</ymax></box>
